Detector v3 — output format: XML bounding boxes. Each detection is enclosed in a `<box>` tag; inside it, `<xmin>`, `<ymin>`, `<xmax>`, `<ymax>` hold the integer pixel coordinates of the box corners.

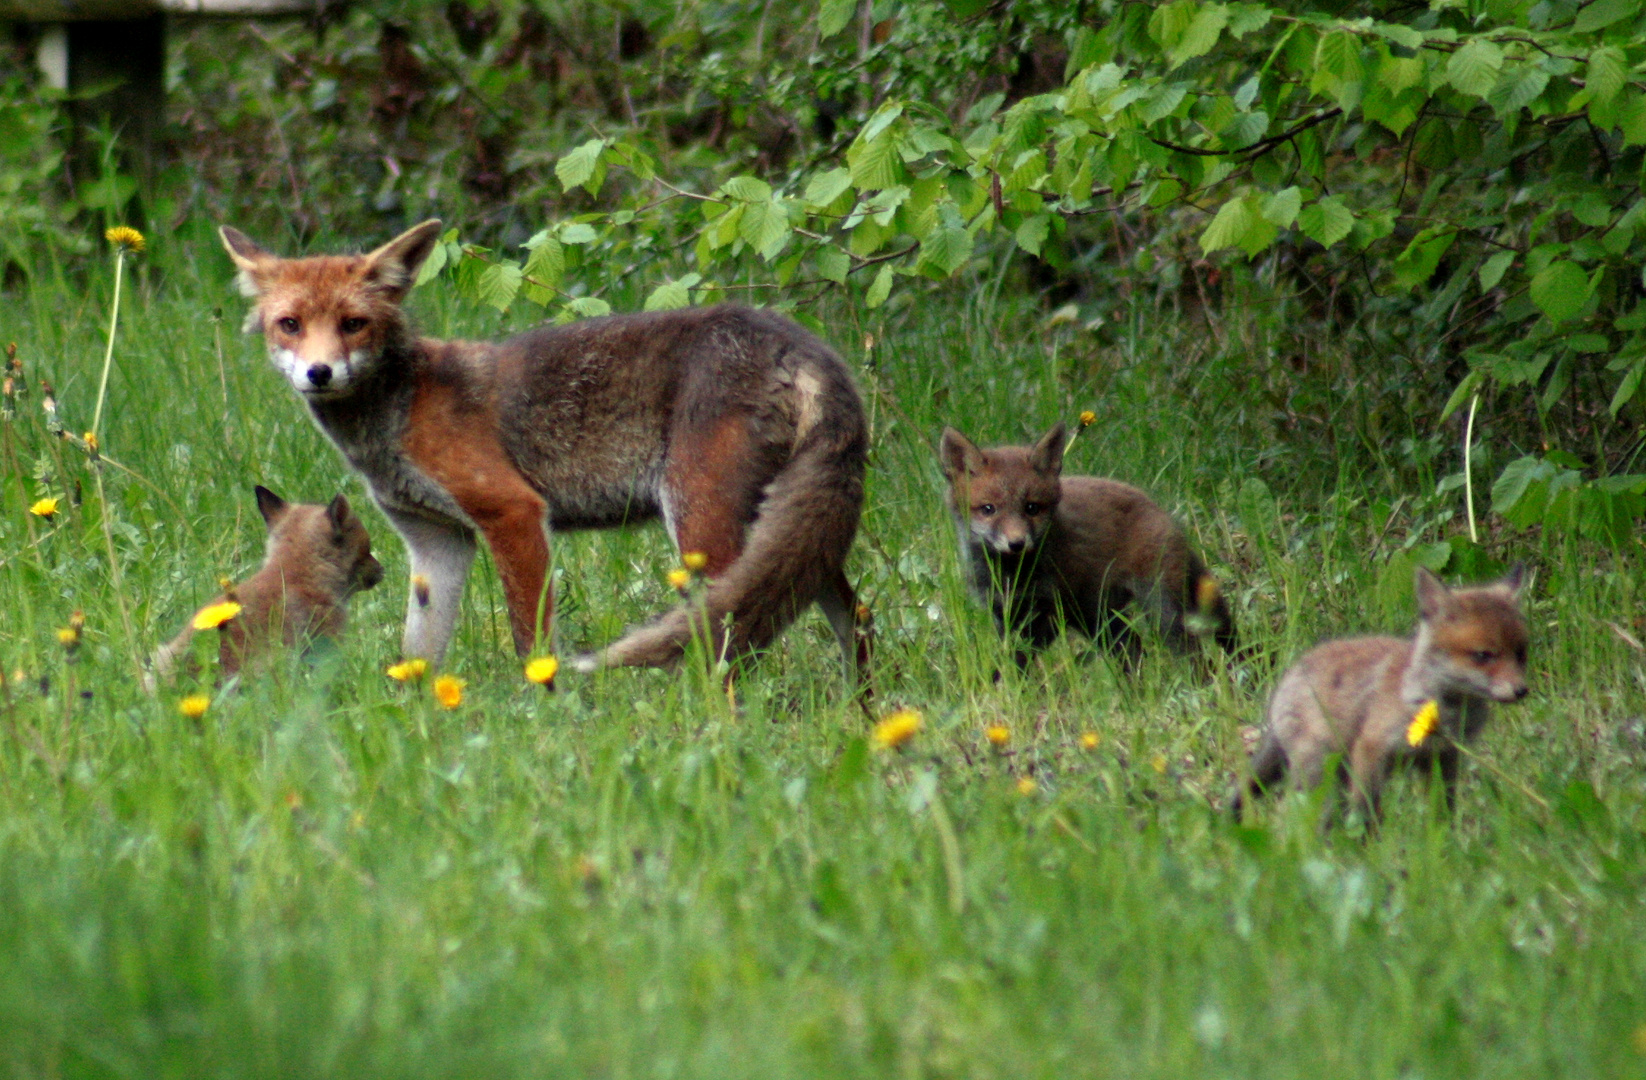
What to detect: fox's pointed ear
<box><xmin>939</xmin><ymin>427</ymin><xmax>983</xmax><ymax>479</ymax></box>
<box><xmin>325</xmin><ymin>493</ymin><xmax>352</xmax><ymax>537</ymax></box>
<box><xmin>219</xmin><ymin>225</ymin><xmax>273</xmax><ymax>299</ymax></box>
<box><xmin>362</xmin><ymin>219</ymin><xmax>444</xmax><ymax>300</ymax></box>
<box><xmin>1028</xmin><ymin>423</ymin><xmax>1066</xmax><ymax>475</ymax></box>
<box><xmin>254</xmin><ymin>484</ymin><xmax>288</xmax><ymax>527</ymax></box>
<box><xmin>1413</xmin><ymin>565</ymin><xmax>1450</xmax><ymax>620</ymax></box>
<box><xmin>1496</xmin><ymin>561</ymin><xmax>1527</xmax><ymax>599</ymax></box>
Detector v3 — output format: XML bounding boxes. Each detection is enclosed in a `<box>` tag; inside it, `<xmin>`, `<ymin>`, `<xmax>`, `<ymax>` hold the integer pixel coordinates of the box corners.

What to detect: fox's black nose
<box><xmin>1513</xmin><ymin>684</ymin><xmax>1529</xmax><ymax>700</ymax></box>
<box><xmin>1006</xmin><ymin>538</ymin><xmax>1027</xmax><ymax>554</ymax></box>
<box><xmin>307</xmin><ymin>364</ymin><xmax>333</xmax><ymax>388</ymax></box>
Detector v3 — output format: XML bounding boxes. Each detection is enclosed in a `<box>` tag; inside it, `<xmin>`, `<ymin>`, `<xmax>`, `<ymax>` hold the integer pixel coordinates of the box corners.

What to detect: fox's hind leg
<box><xmin>818</xmin><ymin>568</ymin><xmax>872</xmax><ymax>689</ymax></box>
<box><xmin>1229</xmin><ymin>729</ymin><xmax>1288</xmax><ymax>817</ymax></box>
<box><xmin>660</xmin><ymin>413</ymin><xmax>766</xmax><ymax>575</ymax></box>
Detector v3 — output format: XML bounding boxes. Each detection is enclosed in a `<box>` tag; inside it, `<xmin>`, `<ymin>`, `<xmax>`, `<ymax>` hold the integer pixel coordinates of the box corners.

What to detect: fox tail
<box><xmin>573</xmin><ymin>414</ymin><xmax>865</xmax><ymax>677</ymax></box>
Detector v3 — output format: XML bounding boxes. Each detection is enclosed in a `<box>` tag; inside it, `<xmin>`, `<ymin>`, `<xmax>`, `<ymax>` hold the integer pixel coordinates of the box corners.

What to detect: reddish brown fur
<box><xmin>149</xmin><ymin>487</ymin><xmax>383</xmax><ymax>686</ymax></box>
<box><xmin>939</xmin><ymin>423</ymin><xmax>1236</xmax><ymax>665</ymax></box>
<box><xmin>219</xmin><ymin>221</ymin><xmax>870</xmax><ymax>682</ymax></box>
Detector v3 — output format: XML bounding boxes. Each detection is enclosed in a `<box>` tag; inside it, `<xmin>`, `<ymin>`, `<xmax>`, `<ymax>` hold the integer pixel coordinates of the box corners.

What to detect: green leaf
<box><xmin>1530</xmin><ymin>260</ymin><xmax>1593</xmax><ymax>323</ymax></box>
<box><xmin>1261</xmin><ymin>186</ymin><xmax>1302</xmax><ymax>228</ymax></box>
<box><xmin>1491</xmin><ymin>454</ymin><xmax>1559</xmax><ymax>520</ymax></box>
<box><xmin>864</xmin><ymin>264</ymin><xmax>894</xmax><ymax>309</ymax></box>
<box><xmin>721</xmin><ymin>176</ymin><xmax>773</xmax><ymax>202</ymax></box>
<box><xmin>557</xmin><ymin>222</ymin><xmax>598</xmax><ymax>245</ymax></box>
<box><xmin>560</xmin><ymin>297</ymin><xmax>613</xmax><ymax>322</ymax></box>
<box><xmin>415</xmin><ymin>236</ymin><xmax>449</xmax><ymax>287</ymax></box>
<box><xmin>1297</xmin><ymin>196</ymin><xmax>1355</xmax><ymax>248</ymax></box>
<box><xmin>819</xmin><ymin>0</ymin><xmax>855</xmax><ymax>38</ymax></box>
<box><xmin>1478</xmin><ymin>249</ymin><xmax>1515</xmax><ymax>291</ymax></box>
<box><xmin>1440</xmin><ymin>369</ymin><xmax>1485</xmax><ymax>422</ymax></box>
<box><xmin>860</xmin><ymin>102</ymin><xmax>906</xmax><ymax>144</ymax></box>
<box><xmin>917</xmin><ymin>225</ymin><xmax>974</xmax><ymax>278</ymax></box>
<box><xmin>1199</xmin><ymin>196</ymin><xmax>1252</xmax><ymax>254</ymax></box>
<box><xmin>1391</xmin><ymin>229</ymin><xmax>1456</xmax><ymax>290</ymax></box>
<box><xmin>1014</xmin><ymin>213</ymin><xmax>1051</xmax><ymax>256</ymax></box>
<box><xmin>1587</xmin><ymin>47</ymin><xmax>1628</xmax><ymax>106</ymax></box>
<box><xmin>804</xmin><ymin>167</ymin><xmax>854</xmax><ymax>208</ymax></box>
<box><xmin>739</xmin><ymin>200</ymin><xmax>792</xmax><ymax>261</ymax></box>
<box><xmin>1447</xmin><ymin>39</ymin><xmax>1503</xmax><ymax>98</ymax></box>
<box><xmin>521</xmin><ymin>235</ymin><xmax>565</xmax><ymax>303</ymax></box>
<box><xmin>1487</xmin><ymin>65</ymin><xmax>1549</xmax><ymax>117</ymax></box>
<box><xmin>847</xmin><ymin>132</ymin><xmax>903</xmax><ymax>190</ymax></box>
<box><xmin>1227</xmin><ymin>3</ymin><xmax>1270</xmax><ymax>37</ymax></box>
<box><xmin>816</xmin><ymin>246</ymin><xmax>851</xmax><ymax>284</ymax></box>
<box><xmin>475</xmin><ymin>261</ymin><xmax>522</xmax><ymax>312</ymax></box>
<box><xmin>1610</xmin><ymin>356</ymin><xmax>1645</xmax><ymax>415</ymax></box>
<box><xmin>1169</xmin><ymin>3</ymin><xmax>1229</xmax><ymax>67</ymax></box>
<box><xmin>556</xmin><ymin>138</ymin><xmax>607</xmax><ymax>195</ymax></box>
<box><xmin>1573</xmin><ymin>0</ymin><xmax>1640</xmax><ymax>33</ymax></box>
<box><xmin>644</xmin><ymin>275</ymin><xmax>700</xmax><ymax>311</ymax></box>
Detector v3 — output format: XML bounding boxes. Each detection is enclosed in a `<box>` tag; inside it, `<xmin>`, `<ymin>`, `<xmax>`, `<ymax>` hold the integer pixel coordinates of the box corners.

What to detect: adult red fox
<box><xmin>218</xmin><ymin>220</ymin><xmax>869</xmax><ymax>682</ymax></box>
<box><xmin>1234</xmin><ymin>565</ymin><xmax>1529</xmax><ymax>822</ymax></box>
<box><xmin>939</xmin><ymin>423</ymin><xmax>1236</xmax><ymax>666</ymax></box>
<box><xmin>149</xmin><ymin>486</ymin><xmax>384</xmax><ymax>685</ymax></box>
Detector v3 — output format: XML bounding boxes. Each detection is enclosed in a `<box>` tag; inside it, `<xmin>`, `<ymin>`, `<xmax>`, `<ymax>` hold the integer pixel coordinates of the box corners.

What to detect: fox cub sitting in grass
<box><xmin>939</xmin><ymin>423</ymin><xmax>1236</xmax><ymax>666</ymax></box>
<box><xmin>1235</xmin><ymin>565</ymin><xmax>1528</xmax><ymax>822</ymax></box>
<box><xmin>149</xmin><ymin>486</ymin><xmax>384</xmax><ymax>686</ymax></box>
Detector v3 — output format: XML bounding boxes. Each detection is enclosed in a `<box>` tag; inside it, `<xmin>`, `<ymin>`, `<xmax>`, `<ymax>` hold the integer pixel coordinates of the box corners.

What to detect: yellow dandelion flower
<box><xmin>105</xmin><ymin>226</ymin><xmax>146</xmax><ymax>253</ymax></box>
<box><xmin>1406</xmin><ymin>699</ymin><xmax>1440</xmax><ymax>747</ymax></box>
<box><xmin>1016</xmin><ymin>776</ymin><xmax>1038</xmax><ymax>796</ymax></box>
<box><xmin>56</xmin><ymin>626</ymin><xmax>79</xmax><ymax>647</ymax></box>
<box><xmin>386</xmin><ymin>658</ymin><xmax>429</xmax><ymax>682</ymax></box>
<box><xmin>871</xmin><ymin>708</ymin><xmax>921</xmax><ymax>750</ymax></box>
<box><xmin>525</xmin><ymin>655</ymin><xmax>559</xmax><ymax>685</ymax></box>
<box><xmin>29</xmin><ymin>497</ymin><xmax>58</xmax><ymax>520</ymax></box>
<box><xmin>985</xmin><ymin>725</ymin><xmax>1010</xmax><ymax>746</ymax></box>
<box><xmin>682</xmin><ymin>550</ymin><xmax>708</xmax><ymax>571</ymax></box>
<box><xmin>666</xmin><ymin>567</ymin><xmax>691</xmax><ymax>590</ymax></box>
<box><xmin>433</xmin><ymin>674</ymin><xmax>465</xmax><ymax>709</ymax></box>
<box><xmin>1079</xmin><ymin>731</ymin><xmax>1101</xmax><ymax>750</ymax></box>
<box><xmin>178</xmin><ymin>694</ymin><xmax>210</xmax><ymax>720</ymax></box>
<box><xmin>1078</xmin><ymin>410</ymin><xmax>1096</xmax><ymax>427</ymax></box>
<box><xmin>1196</xmin><ymin>574</ymin><xmax>1220</xmax><ymax>613</ymax></box>
<box><xmin>1151</xmin><ymin>753</ymin><xmax>1168</xmax><ymax>775</ymax></box>
<box><xmin>192</xmin><ymin>600</ymin><xmax>243</xmax><ymax>631</ymax></box>
<box><xmin>83</xmin><ymin>431</ymin><xmax>97</xmax><ymax>454</ymax></box>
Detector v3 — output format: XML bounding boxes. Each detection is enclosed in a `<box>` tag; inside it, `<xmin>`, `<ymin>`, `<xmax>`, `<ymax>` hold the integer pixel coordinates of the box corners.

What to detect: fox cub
<box><xmin>150</xmin><ymin>486</ymin><xmax>384</xmax><ymax>685</ymax></box>
<box><xmin>939</xmin><ymin>423</ymin><xmax>1236</xmax><ymax>664</ymax></box>
<box><xmin>1236</xmin><ymin>565</ymin><xmax>1528</xmax><ymax>821</ymax></box>
<box><xmin>218</xmin><ymin>221</ymin><xmax>868</xmax><ymax>682</ymax></box>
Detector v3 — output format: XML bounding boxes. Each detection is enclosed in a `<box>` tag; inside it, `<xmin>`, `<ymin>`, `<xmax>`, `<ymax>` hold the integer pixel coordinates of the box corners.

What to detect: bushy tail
<box><xmin>579</xmin><ymin>423</ymin><xmax>865</xmax><ymax>672</ymax></box>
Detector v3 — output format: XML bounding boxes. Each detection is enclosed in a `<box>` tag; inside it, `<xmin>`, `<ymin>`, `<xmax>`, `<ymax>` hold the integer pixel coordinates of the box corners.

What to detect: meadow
<box><xmin>1</xmin><ymin>230</ymin><xmax>1644</xmax><ymax>1078</ymax></box>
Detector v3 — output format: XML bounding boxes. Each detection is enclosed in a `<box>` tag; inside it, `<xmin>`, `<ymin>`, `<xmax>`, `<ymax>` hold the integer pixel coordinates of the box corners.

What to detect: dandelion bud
<box><xmin>1078</xmin><ymin>410</ymin><xmax>1096</xmax><ymax>427</ymax></box>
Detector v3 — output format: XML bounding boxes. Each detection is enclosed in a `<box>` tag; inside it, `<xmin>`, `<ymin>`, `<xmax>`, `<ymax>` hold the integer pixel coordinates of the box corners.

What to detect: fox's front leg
<box><xmin>386</xmin><ymin>509</ymin><xmax>477</xmax><ymax>666</ymax></box>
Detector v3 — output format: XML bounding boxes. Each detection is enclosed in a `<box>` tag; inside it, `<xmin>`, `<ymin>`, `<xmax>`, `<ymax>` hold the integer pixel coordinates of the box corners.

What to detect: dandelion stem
<box><xmin>91</xmin><ymin>249</ymin><xmax>125</xmax><ymax>442</ymax></box>
<box><xmin>1463</xmin><ymin>392</ymin><xmax>1480</xmax><ymax>544</ymax></box>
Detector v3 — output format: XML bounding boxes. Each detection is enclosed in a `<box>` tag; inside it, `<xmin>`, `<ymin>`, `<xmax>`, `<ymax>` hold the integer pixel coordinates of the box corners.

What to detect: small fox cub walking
<box><xmin>1236</xmin><ymin>565</ymin><xmax>1529</xmax><ymax>821</ymax></box>
<box><xmin>219</xmin><ymin>220</ymin><xmax>869</xmax><ymax>680</ymax></box>
<box><xmin>939</xmin><ymin>423</ymin><xmax>1235</xmax><ymax>664</ymax></box>
<box><xmin>149</xmin><ymin>486</ymin><xmax>384</xmax><ymax>685</ymax></box>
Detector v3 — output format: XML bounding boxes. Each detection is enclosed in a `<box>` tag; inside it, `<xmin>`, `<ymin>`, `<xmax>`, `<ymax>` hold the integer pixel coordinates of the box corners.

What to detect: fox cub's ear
<box><xmin>939</xmin><ymin>427</ymin><xmax>983</xmax><ymax>480</ymax></box>
<box><xmin>362</xmin><ymin>220</ymin><xmax>444</xmax><ymax>300</ymax></box>
<box><xmin>325</xmin><ymin>494</ymin><xmax>353</xmax><ymax>537</ymax></box>
<box><xmin>1496</xmin><ymin>561</ymin><xmax>1527</xmax><ymax>599</ymax></box>
<box><xmin>254</xmin><ymin>484</ymin><xmax>289</xmax><ymax>527</ymax></box>
<box><xmin>1028</xmin><ymin>423</ymin><xmax>1066</xmax><ymax>476</ymax></box>
<box><xmin>219</xmin><ymin>225</ymin><xmax>273</xmax><ymax>300</ymax></box>
<box><xmin>1413</xmin><ymin>565</ymin><xmax>1451</xmax><ymax>620</ymax></box>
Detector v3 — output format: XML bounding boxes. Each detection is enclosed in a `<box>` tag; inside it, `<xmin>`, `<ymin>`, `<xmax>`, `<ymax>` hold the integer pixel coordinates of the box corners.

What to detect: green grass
<box><xmin>1</xmin><ymin>236</ymin><xmax>1644</xmax><ymax>1078</ymax></box>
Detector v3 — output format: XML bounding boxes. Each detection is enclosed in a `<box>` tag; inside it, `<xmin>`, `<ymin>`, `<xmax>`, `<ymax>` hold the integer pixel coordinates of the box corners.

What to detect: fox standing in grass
<box><xmin>939</xmin><ymin>423</ymin><xmax>1236</xmax><ymax>665</ymax></box>
<box><xmin>149</xmin><ymin>486</ymin><xmax>384</xmax><ymax>685</ymax></box>
<box><xmin>1235</xmin><ymin>565</ymin><xmax>1529</xmax><ymax>822</ymax></box>
<box><xmin>218</xmin><ymin>221</ymin><xmax>869</xmax><ymax>681</ymax></box>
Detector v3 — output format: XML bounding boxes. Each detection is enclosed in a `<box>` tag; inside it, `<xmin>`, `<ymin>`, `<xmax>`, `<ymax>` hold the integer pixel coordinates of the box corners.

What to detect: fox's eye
<box><xmin>340</xmin><ymin>317</ymin><xmax>368</xmax><ymax>334</ymax></box>
<box><xmin>1024</xmin><ymin>502</ymin><xmax>1042</xmax><ymax>516</ymax></box>
<box><xmin>277</xmin><ymin>317</ymin><xmax>301</xmax><ymax>334</ymax></box>
<box><xmin>978</xmin><ymin>504</ymin><xmax>996</xmax><ymax>516</ymax></box>
<box><xmin>1471</xmin><ymin>649</ymin><xmax>1496</xmax><ymax>664</ymax></box>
